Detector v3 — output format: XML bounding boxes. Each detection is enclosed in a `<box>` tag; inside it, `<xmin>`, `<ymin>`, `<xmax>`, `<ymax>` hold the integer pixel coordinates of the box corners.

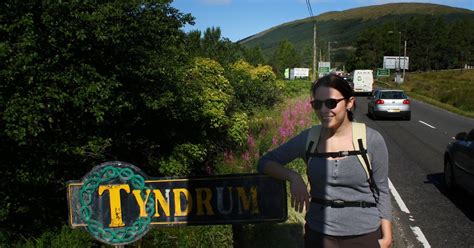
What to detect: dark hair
<box><xmin>311</xmin><ymin>74</ymin><xmax>356</xmax><ymax>121</ymax></box>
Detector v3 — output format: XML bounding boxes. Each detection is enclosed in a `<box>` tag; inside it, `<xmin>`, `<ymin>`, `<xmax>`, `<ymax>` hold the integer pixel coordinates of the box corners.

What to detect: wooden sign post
<box><xmin>67</xmin><ymin>161</ymin><xmax>287</xmax><ymax>245</ymax></box>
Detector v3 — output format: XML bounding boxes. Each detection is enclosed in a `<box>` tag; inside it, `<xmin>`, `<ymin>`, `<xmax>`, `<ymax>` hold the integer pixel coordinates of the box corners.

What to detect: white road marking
<box><xmin>418</xmin><ymin>120</ymin><xmax>436</xmax><ymax>129</ymax></box>
<box><xmin>389</xmin><ymin>178</ymin><xmax>431</xmax><ymax>247</ymax></box>
<box><xmin>389</xmin><ymin>178</ymin><xmax>410</xmax><ymax>214</ymax></box>
<box><xmin>410</xmin><ymin>226</ymin><xmax>431</xmax><ymax>248</ymax></box>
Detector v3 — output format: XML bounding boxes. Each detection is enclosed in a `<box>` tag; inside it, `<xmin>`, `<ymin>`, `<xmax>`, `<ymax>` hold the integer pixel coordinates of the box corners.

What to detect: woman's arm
<box><xmin>257</xmin><ymin>129</ymin><xmax>310</xmax><ymax>212</ymax></box>
<box><xmin>379</xmin><ymin>218</ymin><xmax>393</xmax><ymax>248</ymax></box>
<box><xmin>262</xmin><ymin>162</ymin><xmax>309</xmax><ymax>213</ymax></box>
<box><xmin>368</xmin><ymin>128</ymin><xmax>392</xmax><ymax>247</ymax></box>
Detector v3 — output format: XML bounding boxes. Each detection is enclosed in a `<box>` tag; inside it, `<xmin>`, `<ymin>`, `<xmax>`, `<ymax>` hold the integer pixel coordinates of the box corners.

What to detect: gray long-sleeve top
<box><xmin>257</xmin><ymin>125</ymin><xmax>391</xmax><ymax>236</ymax></box>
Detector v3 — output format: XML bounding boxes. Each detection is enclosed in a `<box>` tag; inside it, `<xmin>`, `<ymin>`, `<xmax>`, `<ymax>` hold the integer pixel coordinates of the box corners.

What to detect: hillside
<box><xmin>238</xmin><ymin>3</ymin><xmax>474</xmax><ymax>62</ymax></box>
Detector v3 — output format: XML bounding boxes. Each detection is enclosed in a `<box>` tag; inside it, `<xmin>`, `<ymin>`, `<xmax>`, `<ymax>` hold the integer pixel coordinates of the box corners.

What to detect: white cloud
<box><xmin>201</xmin><ymin>0</ymin><xmax>231</xmax><ymax>5</ymax></box>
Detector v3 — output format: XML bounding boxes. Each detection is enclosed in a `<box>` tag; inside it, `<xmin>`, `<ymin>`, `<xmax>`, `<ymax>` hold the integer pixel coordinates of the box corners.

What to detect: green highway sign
<box><xmin>318</xmin><ymin>67</ymin><xmax>330</xmax><ymax>78</ymax></box>
<box><xmin>319</xmin><ymin>67</ymin><xmax>330</xmax><ymax>73</ymax></box>
<box><xmin>377</xmin><ymin>68</ymin><xmax>390</xmax><ymax>77</ymax></box>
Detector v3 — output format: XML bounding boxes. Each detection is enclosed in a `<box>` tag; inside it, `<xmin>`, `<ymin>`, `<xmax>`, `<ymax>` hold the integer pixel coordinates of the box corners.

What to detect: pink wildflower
<box><xmin>247</xmin><ymin>135</ymin><xmax>255</xmax><ymax>149</ymax></box>
<box><xmin>242</xmin><ymin>151</ymin><xmax>250</xmax><ymax>162</ymax></box>
<box><xmin>272</xmin><ymin>136</ymin><xmax>278</xmax><ymax>146</ymax></box>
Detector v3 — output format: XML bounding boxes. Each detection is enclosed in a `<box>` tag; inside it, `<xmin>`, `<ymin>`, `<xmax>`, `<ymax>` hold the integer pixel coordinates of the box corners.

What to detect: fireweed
<box><xmin>223</xmin><ymin>97</ymin><xmax>315</xmax><ymax>171</ymax></box>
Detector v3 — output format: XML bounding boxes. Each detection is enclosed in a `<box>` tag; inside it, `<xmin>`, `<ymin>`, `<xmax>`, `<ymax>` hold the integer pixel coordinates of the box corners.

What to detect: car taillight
<box><xmin>375</xmin><ymin>99</ymin><xmax>384</xmax><ymax>104</ymax></box>
<box><xmin>403</xmin><ymin>99</ymin><xmax>410</xmax><ymax>104</ymax></box>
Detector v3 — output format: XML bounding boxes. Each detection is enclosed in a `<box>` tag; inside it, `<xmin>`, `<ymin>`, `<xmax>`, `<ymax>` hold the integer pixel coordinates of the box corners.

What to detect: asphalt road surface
<box><xmin>354</xmin><ymin>94</ymin><xmax>474</xmax><ymax>247</ymax></box>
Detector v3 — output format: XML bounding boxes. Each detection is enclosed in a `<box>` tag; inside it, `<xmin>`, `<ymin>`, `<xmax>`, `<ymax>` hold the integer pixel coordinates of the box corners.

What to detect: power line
<box><xmin>306</xmin><ymin>0</ymin><xmax>314</xmax><ymax>17</ymax></box>
<box><xmin>306</xmin><ymin>0</ymin><xmax>317</xmax><ymax>80</ymax></box>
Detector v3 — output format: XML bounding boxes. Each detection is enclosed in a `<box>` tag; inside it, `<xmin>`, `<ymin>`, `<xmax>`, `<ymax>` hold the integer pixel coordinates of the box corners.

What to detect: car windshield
<box><xmin>380</xmin><ymin>91</ymin><xmax>406</xmax><ymax>99</ymax></box>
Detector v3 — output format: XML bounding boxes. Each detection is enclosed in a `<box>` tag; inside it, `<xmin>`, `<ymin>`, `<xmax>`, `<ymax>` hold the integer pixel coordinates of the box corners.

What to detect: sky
<box><xmin>172</xmin><ymin>0</ymin><xmax>474</xmax><ymax>42</ymax></box>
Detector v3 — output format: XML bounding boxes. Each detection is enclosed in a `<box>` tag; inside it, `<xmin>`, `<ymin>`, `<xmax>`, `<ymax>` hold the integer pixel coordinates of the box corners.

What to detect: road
<box><xmin>354</xmin><ymin>94</ymin><xmax>474</xmax><ymax>247</ymax></box>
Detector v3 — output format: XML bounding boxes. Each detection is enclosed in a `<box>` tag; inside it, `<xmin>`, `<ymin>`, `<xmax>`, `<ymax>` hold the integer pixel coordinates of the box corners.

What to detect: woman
<box><xmin>257</xmin><ymin>74</ymin><xmax>392</xmax><ymax>247</ymax></box>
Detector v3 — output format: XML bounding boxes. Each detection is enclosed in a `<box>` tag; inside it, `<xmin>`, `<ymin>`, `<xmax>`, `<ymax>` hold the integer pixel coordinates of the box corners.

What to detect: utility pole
<box><xmin>328</xmin><ymin>41</ymin><xmax>331</xmax><ymax>68</ymax></box>
<box><xmin>388</xmin><ymin>31</ymin><xmax>402</xmax><ymax>84</ymax></box>
<box><xmin>402</xmin><ymin>40</ymin><xmax>407</xmax><ymax>81</ymax></box>
<box><xmin>313</xmin><ymin>24</ymin><xmax>317</xmax><ymax>81</ymax></box>
<box><xmin>320</xmin><ymin>49</ymin><xmax>322</xmax><ymax>64</ymax></box>
<box><xmin>397</xmin><ymin>32</ymin><xmax>401</xmax><ymax>83</ymax></box>
<box><xmin>328</xmin><ymin>41</ymin><xmax>338</xmax><ymax>71</ymax></box>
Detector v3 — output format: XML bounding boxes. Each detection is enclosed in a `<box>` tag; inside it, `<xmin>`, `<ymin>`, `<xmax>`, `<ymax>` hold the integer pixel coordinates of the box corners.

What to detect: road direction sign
<box><xmin>383</xmin><ymin>56</ymin><xmax>409</xmax><ymax>70</ymax></box>
<box><xmin>377</xmin><ymin>68</ymin><xmax>390</xmax><ymax>77</ymax></box>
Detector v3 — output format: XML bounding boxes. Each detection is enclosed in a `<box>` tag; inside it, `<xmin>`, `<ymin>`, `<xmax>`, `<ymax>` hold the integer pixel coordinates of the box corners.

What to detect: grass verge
<box><xmin>375</xmin><ymin>69</ymin><xmax>474</xmax><ymax>118</ymax></box>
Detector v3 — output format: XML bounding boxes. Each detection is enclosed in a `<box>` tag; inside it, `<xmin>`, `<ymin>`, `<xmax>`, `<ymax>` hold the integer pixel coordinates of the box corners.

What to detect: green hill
<box><xmin>238</xmin><ymin>3</ymin><xmax>473</xmax><ymax>62</ymax></box>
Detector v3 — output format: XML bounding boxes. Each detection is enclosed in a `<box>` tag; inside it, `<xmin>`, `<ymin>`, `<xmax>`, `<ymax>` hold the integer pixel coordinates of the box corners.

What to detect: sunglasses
<box><xmin>311</xmin><ymin>98</ymin><xmax>346</xmax><ymax>110</ymax></box>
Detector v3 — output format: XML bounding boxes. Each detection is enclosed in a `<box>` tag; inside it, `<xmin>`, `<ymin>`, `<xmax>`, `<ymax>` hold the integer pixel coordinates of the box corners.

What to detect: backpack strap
<box><xmin>352</xmin><ymin>122</ymin><xmax>380</xmax><ymax>201</ymax></box>
<box><xmin>352</xmin><ymin>122</ymin><xmax>370</xmax><ymax>179</ymax></box>
<box><xmin>305</xmin><ymin>125</ymin><xmax>322</xmax><ymax>164</ymax></box>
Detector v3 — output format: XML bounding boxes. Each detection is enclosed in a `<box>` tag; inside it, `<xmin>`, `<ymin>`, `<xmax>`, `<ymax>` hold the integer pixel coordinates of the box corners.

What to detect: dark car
<box><xmin>368</xmin><ymin>89</ymin><xmax>411</xmax><ymax>120</ymax></box>
<box><xmin>444</xmin><ymin>129</ymin><xmax>474</xmax><ymax>195</ymax></box>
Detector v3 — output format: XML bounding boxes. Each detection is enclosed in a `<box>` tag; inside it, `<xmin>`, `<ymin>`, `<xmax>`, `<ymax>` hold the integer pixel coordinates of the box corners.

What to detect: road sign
<box><xmin>319</xmin><ymin>67</ymin><xmax>330</xmax><ymax>73</ymax></box>
<box><xmin>318</xmin><ymin>61</ymin><xmax>330</xmax><ymax>68</ymax></box>
<box><xmin>68</xmin><ymin>161</ymin><xmax>287</xmax><ymax>245</ymax></box>
<box><xmin>376</xmin><ymin>68</ymin><xmax>390</xmax><ymax>77</ymax></box>
<box><xmin>290</xmin><ymin>68</ymin><xmax>309</xmax><ymax>80</ymax></box>
<box><xmin>317</xmin><ymin>62</ymin><xmax>331</xmax><ymax>78</ymax></box>
<box><xmin>383</xmin><ymin>56</ymin><xmax>409</xmax><ymax>70</ymax></box>
<box><xmin>318</xmin><ymin>67</ymin><xmax>330</xmax><ymax>78</ymax></box>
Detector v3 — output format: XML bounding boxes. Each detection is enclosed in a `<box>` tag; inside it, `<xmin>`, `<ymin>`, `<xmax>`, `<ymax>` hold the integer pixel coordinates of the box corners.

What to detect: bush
<box><xmin>13</xmin><ymin>226</ymin><xmax>95</xmax><ymax>248</ymax></box>
<box><xmin>143</xmin><ymin>225</ymin><xmax>233</xmax><ymax>248</ymax></box>
<box><xmin>0</xmin><ymin>0</ymin><xmax>196</xmax><ymax>242</ymax></box>
<box><xmin>227</xmin><ymin>60</ymin><xmax>282</xmax><ymax>112</ymax></box>
<box><xmin>181</xmin><ymin>57</ymin><xmax>234</xmax><ymax>129</ymax></box>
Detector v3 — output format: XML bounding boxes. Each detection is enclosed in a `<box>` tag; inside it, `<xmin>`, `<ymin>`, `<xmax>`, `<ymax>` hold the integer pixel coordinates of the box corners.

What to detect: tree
<box><xmin>300</xmin><ymin>44</ymin><xmax>313</xmax><ymax>68</ymax></box>
<box><xmin>185</xmin><ymin>29</ymin><xmax>203</xmax><ymax>58</ymax></box>
<box><xmin>347</xmin><ymin>15</ymin><xmax>474</xmax><ymax>72</ymax></box>
<box><xmin>0</xmin><ymin>0</ymin><xmax>298</xmax><ymax>243</ymax></box>
<box><xmin>271</xmin><ymin>40</ymin><xmax>302</xmax><ymax>77</ymax></box>
<box><xmin>243</xmin><ymin>46</ymin><xmax>266</xmax><ymax>66</ymax></box>
<box><xmin>0</xmin><ymin>0</ymin><xmax>194</xmax><ymax>239</ymax></box>
<box><xmin>188</xmin><ymin>26</ymin><xmax>243</xmax><ymax>66</ymax></box>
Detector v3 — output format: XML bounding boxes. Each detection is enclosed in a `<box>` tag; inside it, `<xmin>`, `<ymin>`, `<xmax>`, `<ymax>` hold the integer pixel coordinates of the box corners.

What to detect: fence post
<box><xmin>232</xmin><ymin>224</ymin><xmax>243</xmax><ymax>248</ymax></box>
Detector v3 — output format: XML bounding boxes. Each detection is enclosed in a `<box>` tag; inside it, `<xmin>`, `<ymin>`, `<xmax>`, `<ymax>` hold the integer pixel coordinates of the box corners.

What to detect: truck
<box><xmin>351</xmin><ymin>69</ymin><xmax>374</xmax><ymax>95</ymax></box>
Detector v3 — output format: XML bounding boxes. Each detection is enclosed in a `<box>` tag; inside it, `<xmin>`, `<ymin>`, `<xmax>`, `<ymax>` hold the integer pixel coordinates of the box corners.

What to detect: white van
<box><xmin>351</xmin><ymin>70</ymin><xmax>374</xmax><ymax>95</ymax></box>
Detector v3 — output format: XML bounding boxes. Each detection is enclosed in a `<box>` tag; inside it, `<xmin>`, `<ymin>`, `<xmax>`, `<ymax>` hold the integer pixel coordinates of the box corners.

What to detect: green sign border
<box><xmin>78</xmin><ymin>162</ymin><xmax>154</xmax><ymax>245</ymax></box>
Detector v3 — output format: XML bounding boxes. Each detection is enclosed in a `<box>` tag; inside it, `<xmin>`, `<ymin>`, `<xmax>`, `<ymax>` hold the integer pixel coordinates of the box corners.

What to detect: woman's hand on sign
<box><xmin>289</xmin><ymin>172</ymin><xmax>309</xmax><ymax>213</ymax></box>
<box><xmin>378</xmin><ymin>237</ymin><xmax>392</xmax><ymax>248</ymax></box>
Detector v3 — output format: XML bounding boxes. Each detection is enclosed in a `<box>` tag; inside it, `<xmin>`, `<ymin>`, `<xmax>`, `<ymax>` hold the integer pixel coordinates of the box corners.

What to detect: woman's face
<box><xmin>312</xmin><ymin>86</ymin><xmax>354</xmax><ymax>129</ymax></box>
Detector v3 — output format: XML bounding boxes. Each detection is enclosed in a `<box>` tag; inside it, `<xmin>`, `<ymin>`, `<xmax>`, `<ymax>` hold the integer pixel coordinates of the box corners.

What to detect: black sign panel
<box><xmin>67</xmin><ymin>161</ymin><xmax>287</xmax><ymax>245</ymax></box>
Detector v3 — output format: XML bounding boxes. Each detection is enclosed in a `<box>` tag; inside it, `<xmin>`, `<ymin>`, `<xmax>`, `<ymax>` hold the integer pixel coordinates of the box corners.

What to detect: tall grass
<box><xmin>218</xmin><ymin>80</ymin><xmax>316</xmax><ymax>247</ymax></box>
<box><xmin>404</xmin><ymin>70</ymin><xmax>474</xmax><ymax>112</ymax></box>
<box><xmin>218</xmin><ymin>95</ymin><xmax>316</xmax><ymax>174</ymax></box>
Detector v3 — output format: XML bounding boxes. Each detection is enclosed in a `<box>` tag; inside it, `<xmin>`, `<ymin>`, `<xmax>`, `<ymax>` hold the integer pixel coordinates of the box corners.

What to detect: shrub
<box><xmin>14</xmin><ymin>226</ymin><xmax>95</xmax><ymax>248</ymax></box>
<box><xmin>227</xmin><ymin>60</ymin><xmax>281</xmax><ymax>112</ymax></box>
<box><xmin>144</xmin><ymin>225</ymin><xmax>233</xmax><ymax>248</ymax></box>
